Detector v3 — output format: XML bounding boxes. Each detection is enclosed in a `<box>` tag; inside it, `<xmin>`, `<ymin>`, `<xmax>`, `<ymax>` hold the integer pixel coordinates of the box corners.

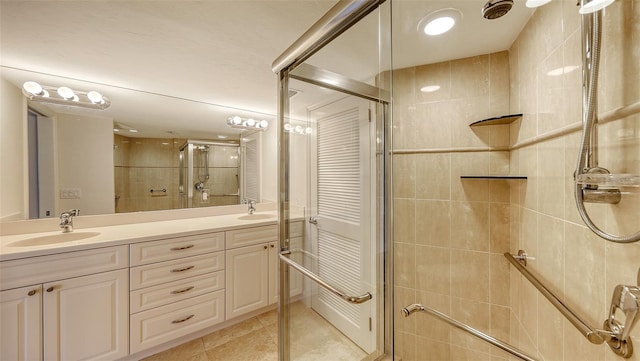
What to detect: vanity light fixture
<box><xmin>227</xmin><ymin>116</ymin><xmax>269</xmax><ymax>131</ymax></box>
<box><xmin>579</xmin><ymin>0</ymin><xmax>615</xmax><ymax>14</ymax></box>
<box><xmin>22</xmin><ymin>81</ymin><xmax>111</xmax><ymax>110</ymax></box>
<box><xmin>284</xmin><ymin>123</ymin><xmax>312</xmax><ymax>135</ymax></box>
<box><xmin>417</xmin><ymin>8</ymin><xmax>462</xmax><ymax>36</ymax></box>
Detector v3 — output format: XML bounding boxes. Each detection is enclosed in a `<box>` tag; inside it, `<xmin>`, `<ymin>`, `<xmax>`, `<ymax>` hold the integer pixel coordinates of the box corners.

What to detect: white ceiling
<box><xmin>0</xmin><ymin>0</ymin><xmax>534</xmax><ymax>139</ymax></box>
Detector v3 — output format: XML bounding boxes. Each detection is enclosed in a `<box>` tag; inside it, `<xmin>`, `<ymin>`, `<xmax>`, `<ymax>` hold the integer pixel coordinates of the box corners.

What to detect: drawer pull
<box><xmin>170</xmin><ymin>265</ymin><xmax>195</xmax><ymax>273</ymax></box>
<box><xmin>171</xmin><ymin>286</ymin><xmax>195</xmax><ymax>295</ymax></box>
<box><xmin>46</xmin><ymin>286</ymin><xmax>56</xmax><ymax>293</ymax></box>
<box><xmin>28</xmin><ymin>289</ymin><xmax>38</xmax><ymax>296</ymax></box>
<box><xmin>171</xmin><ymin>314</ymin><xmax>195</xmax><ymax>324</ymax></box>
<box><xmin>170</xmin><ymin>244</ymin><xmax>195</xmax><ymax>251</ymax></box>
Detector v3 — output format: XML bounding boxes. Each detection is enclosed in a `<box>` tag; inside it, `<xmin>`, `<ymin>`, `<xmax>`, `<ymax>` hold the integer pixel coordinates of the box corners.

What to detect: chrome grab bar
<box><xmin>279</xmin><ymin>251</ymin><xmax>372</xmax><ymax>304</ymax></box>
<box><xmin>401</xmin><ymin>304</ymin><xmax>537</xmax><ymax>361</ymax></box>
<box><xmin>504</xmin><ymin>252</ymin><xmax>609</xmax><ymax>344</ymax></box>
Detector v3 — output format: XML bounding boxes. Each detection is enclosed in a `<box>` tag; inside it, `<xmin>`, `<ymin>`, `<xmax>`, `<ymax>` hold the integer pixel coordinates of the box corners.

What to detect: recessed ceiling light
<box><xmin>417</xmin><ymin>8</ymin><xmax>462</xmax><ymax>36</ymax></box>
<box><xmin>579</xmin><ymin>0</ymin><xmax>615</xmax><ymax>14</ymax></box>
<box><xmin>129</xmin><ymin>129</ymin><xmax>138</xmax><ymax>133</ymax></box>
<box><xmin>217</xmin><ymin>135</ymin><xmax>228</xmax><ymax>139</ymax></box>
<box><xmin>420</xmin><ymin>85</ymin><xmax>441</xmax><ymax>93</ymax></box>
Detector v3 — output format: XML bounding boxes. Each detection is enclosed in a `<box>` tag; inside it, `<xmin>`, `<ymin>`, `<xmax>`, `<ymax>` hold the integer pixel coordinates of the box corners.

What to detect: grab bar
<box><xmin>279</xmin><ymin>251</ymin><xmax>372</xmax><ymax>304</ymax></box>
<box><xmin>401</xmin><ymin>304</ymin><xmax>537</xmax><ymax>361</ymax></box>
<box><xmin>504</xmin><ymin>252</ymin><xmax>608</xmax><ymax>344</ymax></box>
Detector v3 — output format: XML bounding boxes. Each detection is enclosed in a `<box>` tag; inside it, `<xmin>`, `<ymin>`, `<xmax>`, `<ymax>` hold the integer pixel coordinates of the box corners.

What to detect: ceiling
<box><xmin>0</xmin><ymin>0</ymin><xmax>534</xmax><ymax>139</ymax></box>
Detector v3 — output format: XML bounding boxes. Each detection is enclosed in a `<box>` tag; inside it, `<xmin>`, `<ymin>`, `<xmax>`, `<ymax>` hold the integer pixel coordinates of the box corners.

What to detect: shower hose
<box><xmin>574</xmin><ymin>11</ymin><xmax>640</xmax><ymax>243</ymax></box>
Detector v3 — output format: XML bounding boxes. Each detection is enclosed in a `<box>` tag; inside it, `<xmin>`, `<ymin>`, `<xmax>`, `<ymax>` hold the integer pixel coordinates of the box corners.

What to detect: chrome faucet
<box><xmin>59</xmin><ymin>209</ymin><xmax>80</xmax><ymax>233</ymax></box>
<box><xmin>248</xmin><ymin>200</ymin><xmax>256</xmax><ymax>215</ymax></box>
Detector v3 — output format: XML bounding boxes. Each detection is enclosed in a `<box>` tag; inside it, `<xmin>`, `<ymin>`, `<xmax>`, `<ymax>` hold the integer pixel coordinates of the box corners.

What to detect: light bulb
<box><xmin>260</xmin><ymin>120</ymin><xmax>269</xmax><ymax>128</ymax></box>
<box><xmin>295</xmin><ymin>125</ymin><xmax>303</xmax><ymax>133</ymax></box>
<box><xmin>87</xmin><ymin>91</ymin><xmax>104</xmax><ymax>104</ymax></box>
<box><xmin>305</xmin><ymin>127</ymin><xmax>312</xmax><ymax>134</ymax></box>
<box><xmin>231</xmin><ymin>116</ymin><xmax>242</xmax><ymax>125</ymax></box>
<box><xmin>424</xmin><ymin>16</ymin><xmax>455</xmax><ymax>36</ymax></box>
<box><xmin>284</xmin><ymin>123</ymin><xmax>292</xmax><ymax>131</ymax></box>
<box><xmin>23</xmin><ymin>81</ymin><xmax>43</xmax><ymax>95</ymax></box>
<box><xmin>246</xmin><ymin>118</ymin><xmax>256</xmax><ymax>127</ymax></box>
<box><xmin>57</xmin><ymin>86</ymin><xmax>76</xmax><ymax>100</ymax></box>
<box><xmin>579</xmin><ymin>0</ymin><xmax>615</xmax><ymax>14</ymax></box>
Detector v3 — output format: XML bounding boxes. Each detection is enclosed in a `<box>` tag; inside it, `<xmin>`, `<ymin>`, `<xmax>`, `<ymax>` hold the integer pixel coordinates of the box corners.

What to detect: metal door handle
<box><xmin>308</xmin><ymin>217</ymin><xmax>318</xmax><ymax>225</ymax></box>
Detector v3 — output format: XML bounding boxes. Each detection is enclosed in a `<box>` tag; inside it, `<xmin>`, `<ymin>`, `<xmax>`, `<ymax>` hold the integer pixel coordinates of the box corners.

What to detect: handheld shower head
<box><xmin>482</xmin><ymin>0</ymin><xmax>514</xmax><ymax>19</ymax></box>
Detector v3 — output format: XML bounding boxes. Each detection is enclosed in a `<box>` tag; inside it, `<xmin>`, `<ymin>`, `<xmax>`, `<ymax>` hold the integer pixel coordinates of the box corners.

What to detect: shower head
<box><xmin>482</xmin><ymin>0</ymin><xmax>514</xmax><ymax>19</ymax></box>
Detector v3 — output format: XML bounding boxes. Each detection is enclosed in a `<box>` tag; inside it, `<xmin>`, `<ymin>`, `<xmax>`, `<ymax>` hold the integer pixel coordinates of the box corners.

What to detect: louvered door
<box><xmin>309</xmin><ymin>96</ymin><xmax>375</xmax><ymax>353</ymax></box>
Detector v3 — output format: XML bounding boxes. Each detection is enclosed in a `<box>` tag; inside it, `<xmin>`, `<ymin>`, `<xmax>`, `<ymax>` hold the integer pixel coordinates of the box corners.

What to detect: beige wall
<box><xmin>57</xmin><ymin>113</ymin><xmax>115</xmax><ymax>215</ymax></box>
<box><xmin>0</xmin><ymin>76</ymin><xmax>27</xmax><ymax>221</ymax></box>
<box><xmin>508</xmin><ymin>1</ymin><xmax>640</xmax><ymax>360</ymax></box>
<box><xmin>393</xmin><ymin>1</ymin><xmax>640</xmax><ymax>361</ymax></box>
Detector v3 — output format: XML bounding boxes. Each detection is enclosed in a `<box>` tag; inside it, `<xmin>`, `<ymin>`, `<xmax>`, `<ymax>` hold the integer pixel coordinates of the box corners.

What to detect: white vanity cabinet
<box><xmin>225</xmin><ymin>222</ymin><xmax>303</xmax><ymax>319</ymax></box>
<box><xmin>0</xmin><ymin>245</ymin><xmax>129</xmax><ymax>361</ymax></box>
<box><xmin>128</xmin><ymin>232</ymin><xmax>225</xmax><ymax>354</ymax></box>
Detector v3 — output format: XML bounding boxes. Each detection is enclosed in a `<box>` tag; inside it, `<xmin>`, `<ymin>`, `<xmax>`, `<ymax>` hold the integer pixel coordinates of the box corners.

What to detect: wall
<box><xmin>57</xmin><ymin>113</ymin><xmax>115</xmax><ymax>215</ymax></box>
<box><xmin>393</xmin><ymin>1</ymin><xmax>640</xmax><ymax>361</ymax></box>
<box><xmin>0</xmin><ymin>76</ymin><xmax>27</xmax><ymax>221</ymax></box>
<box><xmin>508</xmin><ymin>1</ymin><xmax>640</xmax><ymax>360</ymax></box>
<box><xmin>392</xmin><ymin>51</ymin><xmax>514</xmax><ymax>360</ymax></box>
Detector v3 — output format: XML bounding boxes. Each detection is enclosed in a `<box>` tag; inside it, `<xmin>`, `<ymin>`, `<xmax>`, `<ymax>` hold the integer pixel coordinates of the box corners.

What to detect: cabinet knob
<box><xmin>264</xmin><ymin>245</ymin><xmax>268</xmax><ymax>249</ymax></box>
<box><xmin>270</xmin><ymin>244</ymin><xmax>275</xmax><ymax>248</ymax></box>
<box><xmin>27</xmin><ymin>289</ymin><xmax>38</xmax><ymax>296</ymax></box>
<box><xmin>46</xmin><ymin>286</ymin><xmax>56</xmax><ymax>293</ymax></box>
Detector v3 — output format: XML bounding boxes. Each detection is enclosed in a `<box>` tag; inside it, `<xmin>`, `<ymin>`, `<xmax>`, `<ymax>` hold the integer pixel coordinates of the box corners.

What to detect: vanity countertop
<box><xmin>0</xmin><ymin>211</ymin><xmax>301</xmax><ymax>261</ymax></box>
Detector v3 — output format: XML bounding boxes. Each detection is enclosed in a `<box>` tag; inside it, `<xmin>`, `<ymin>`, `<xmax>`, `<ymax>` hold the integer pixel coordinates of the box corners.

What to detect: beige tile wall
<box><xmin>393</xmin><ymin>1</ymin><xmax>639</xmax><ymax>360</ymax></box>
<box><xmin>508</xmin><ymin>1</ymin><xmax>640</xmax><ymax>361</ymax></box>
<box><xmin>393</xmin><ymin>51</ymin><xmax>515</xmax><ymax>361</ymax></box>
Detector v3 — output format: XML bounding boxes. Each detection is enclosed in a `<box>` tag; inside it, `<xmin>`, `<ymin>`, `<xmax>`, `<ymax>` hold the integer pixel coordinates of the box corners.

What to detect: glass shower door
<box><xmin>275</xmin><ymin>2</ymin><xmax>391</xmax><ymax>360</ymax></box>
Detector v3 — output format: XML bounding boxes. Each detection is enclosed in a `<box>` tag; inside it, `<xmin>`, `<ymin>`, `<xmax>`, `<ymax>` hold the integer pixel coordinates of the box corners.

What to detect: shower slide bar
<box><xmin>279</xmin><ymin>251</ymin><xmax>372</xmax><ymax>304</ymax></box>
<box><xmin>401</xmin><ymin>304</ymin><xmax>537</xmax><ymax>361</ymax></box>
<box><xmin>505</xmin><ymin>252</ymin><xmax>639</xmax><ymax>358</ymax></box>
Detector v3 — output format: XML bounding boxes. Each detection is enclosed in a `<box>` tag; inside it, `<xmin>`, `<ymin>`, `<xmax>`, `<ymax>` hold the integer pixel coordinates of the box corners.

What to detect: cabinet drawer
<box><xmin>130</xmin><ymin>271</ymin><xmax>224</xmax><ymax>313</ymax></box>
<box><xmin>0</xmin><ymin>245</ymin><xmax>129</xmax><ymax>291</ymax></box>
<box><xmin>226</xmin><ymin>225</ymin><xmax>277</xmax><ymax>249</ymax></box>
<box><xmin>130</xmin><ymin>290</ymin><xmax>225</xmax><ymax>354</ymax></box>
<box><xmin>290</xmin><ymin>221</ymin><xmax>303</xmax><ymax>238</ymax></box>
<box><xmin>130</xmin><ymin>252</ymin><xmax>224</xmax><ymax>290</ymax></box>
<box><xmin>130</xmin><ymin>232</ymin><xmax>224</xmax><ymax>266</ymax></box>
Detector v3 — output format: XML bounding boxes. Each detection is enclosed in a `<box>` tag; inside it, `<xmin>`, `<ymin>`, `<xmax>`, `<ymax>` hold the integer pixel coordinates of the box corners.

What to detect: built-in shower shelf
<box><xmin>461</xmin><ymin>176</ymin><xmax>528</xmax><ymax>180</ymax></box>
<box><xmin>469</xmin><ymin>113</ymin><xmax>523</xmax><ymax>127</ymax></box>
<box><xmin>576</xmin><ymin>173</ymin><xmax>640</xmax><ymax>187</ymax></box>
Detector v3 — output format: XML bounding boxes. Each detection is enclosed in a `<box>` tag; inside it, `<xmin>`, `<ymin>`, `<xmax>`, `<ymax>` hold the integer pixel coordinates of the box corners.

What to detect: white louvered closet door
<box><xmin>309</xmin><ymin>96</ymin><xmax>374</xmax><ymax>353</ymax></box>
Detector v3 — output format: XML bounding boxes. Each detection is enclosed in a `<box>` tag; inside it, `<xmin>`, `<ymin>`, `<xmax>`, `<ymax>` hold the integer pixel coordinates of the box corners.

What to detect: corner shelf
<box><xmin>469</xmin><ymin>113</ymin><xmax>523</xmax><ymax>127</ymax></box>
<box><xmin>461</xmin><ymin>176</ymin><xmax>527</xmax><ymax>180</ymax></box>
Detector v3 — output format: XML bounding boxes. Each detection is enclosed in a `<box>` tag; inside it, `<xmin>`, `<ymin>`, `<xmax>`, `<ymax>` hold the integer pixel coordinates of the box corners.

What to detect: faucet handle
<box><xmin>607</xmin><ymin>284</ymin><xmax>640</xmax><ymax>341</ymax></box>
<box><xmin>69</xmin><ymin>209</ymin><xmax>80</xmax><ymax>216</ymax></box>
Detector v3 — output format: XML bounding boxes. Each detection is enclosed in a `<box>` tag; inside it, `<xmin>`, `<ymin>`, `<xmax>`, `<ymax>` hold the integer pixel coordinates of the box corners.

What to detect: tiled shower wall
<box><xmin>393</xmin><ymin>51</ymin><xmax>515</xmax><ymax>360</ymax></box>
<box><xmin>393</xmin><ymin>1</ymin><xmax>639</xmax><ymax>360</ymax></box>
<box><xmin>508</xmin><ymin>1</ymin><xmax>640</xmax><ymax>360</ymax></box>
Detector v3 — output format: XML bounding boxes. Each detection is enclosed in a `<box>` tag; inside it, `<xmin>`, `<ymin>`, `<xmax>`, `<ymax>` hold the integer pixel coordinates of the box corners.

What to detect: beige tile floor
<box><xmin>143</xmin><ymin>302</ymin><xmax>367</xmax><ymax>361</ymax></box>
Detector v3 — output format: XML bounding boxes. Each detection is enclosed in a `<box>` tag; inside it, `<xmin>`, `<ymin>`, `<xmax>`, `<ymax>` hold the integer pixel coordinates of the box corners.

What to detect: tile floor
<box><xmin>143</xmin><ymin>302</ymin><xmax>367</xmax><ymax>361</ymax></box>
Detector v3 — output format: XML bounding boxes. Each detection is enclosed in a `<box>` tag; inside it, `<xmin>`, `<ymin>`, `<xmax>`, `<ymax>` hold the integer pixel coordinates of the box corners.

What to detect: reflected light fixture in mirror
<box><xmin>22</xmin><ymin>81</ymin><xmax>111</xmax><ymax>109</ymax></box>
<box><xmin>284</xmin><ymin>123</ymin><xmax>312</xmax><ymax>135</ymax></box>
<box><xmin>417</xmin><ymin>8</ymin><xmax>462</xmax><ymax>36</ymax></box>
<box><xmin>227</xmin><ymin>115</ymin><xmax>269</xmax><ymax>130</ymax></box>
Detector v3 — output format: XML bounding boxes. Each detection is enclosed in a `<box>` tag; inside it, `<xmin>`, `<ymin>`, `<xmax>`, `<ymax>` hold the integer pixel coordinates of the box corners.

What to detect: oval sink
<box><xmin>237</xmin><ymin>214</ymin><xmax>276</xmax><ymax>221</ymax></box>
<box><xmin>8</xmin><ymin>232</ymin><xmax>101</xmax><ymax>247</ymax></box>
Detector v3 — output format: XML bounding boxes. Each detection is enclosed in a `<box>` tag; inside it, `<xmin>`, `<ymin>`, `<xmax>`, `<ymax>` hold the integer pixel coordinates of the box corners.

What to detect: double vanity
<box><xmin>0</xmin><ymin>209</ymin><xmax>303</xmax><ymax>361</ymax></box>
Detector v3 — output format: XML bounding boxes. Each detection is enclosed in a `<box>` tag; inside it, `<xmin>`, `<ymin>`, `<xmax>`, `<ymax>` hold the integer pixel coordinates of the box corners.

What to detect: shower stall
<box><xmin>179</xmin><ymin>140</ymin><xmax>240</xmax><ymax>208</ymax></box>
<box><xmin>275</xmin><ymin>0</ymin><xmax>639</xmax><ymax>360</ymax></box>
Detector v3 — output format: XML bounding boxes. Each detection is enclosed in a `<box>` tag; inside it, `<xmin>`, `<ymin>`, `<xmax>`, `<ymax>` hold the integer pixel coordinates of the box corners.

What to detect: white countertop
<box><xmin>0</xmin><ymin>211</ymin><xmax>298</xmax><ymax>261</ymax></box>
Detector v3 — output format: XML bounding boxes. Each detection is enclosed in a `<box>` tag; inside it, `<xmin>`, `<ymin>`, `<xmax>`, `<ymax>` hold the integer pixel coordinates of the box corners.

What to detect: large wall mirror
<box><xmin>0</xmin><ymin>1</ymin><xmax>336</xmax><ymax>221</ymax></box>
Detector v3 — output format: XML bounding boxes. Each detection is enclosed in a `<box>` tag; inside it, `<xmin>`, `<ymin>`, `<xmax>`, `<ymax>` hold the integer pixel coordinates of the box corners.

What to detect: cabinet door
<box><xmin>44</xmin><ymin>269</ymin><xmax>129</xmax><ymax>361</ymax></box>
<box><xmin>0</xmin><ymin>285</ymin><xmax>42</xmax><ymax>361</ymax></box>
<box><xmin>226</xmin><ymin>243</ymin><xmax>269</xmax><ymax>319</ymax></box>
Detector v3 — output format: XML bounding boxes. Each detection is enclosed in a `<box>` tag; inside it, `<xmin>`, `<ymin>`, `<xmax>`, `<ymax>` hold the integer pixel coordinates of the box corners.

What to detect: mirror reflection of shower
<box><xmin>179</xmin><ymin>140</ymin><xmax>240</xmax><ymax>208</ymax></box>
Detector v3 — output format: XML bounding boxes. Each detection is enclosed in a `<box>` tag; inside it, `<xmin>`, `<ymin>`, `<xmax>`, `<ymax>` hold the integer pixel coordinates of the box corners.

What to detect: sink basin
<box><xmin>8</xmin><ymin>232</ymin><xmax>101</xmax><ymax>247</ymax></box>
<box><xmin>237</xmin><ymin>214</ymin><xmax>276</xmax><ymax>221</ymax></box>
